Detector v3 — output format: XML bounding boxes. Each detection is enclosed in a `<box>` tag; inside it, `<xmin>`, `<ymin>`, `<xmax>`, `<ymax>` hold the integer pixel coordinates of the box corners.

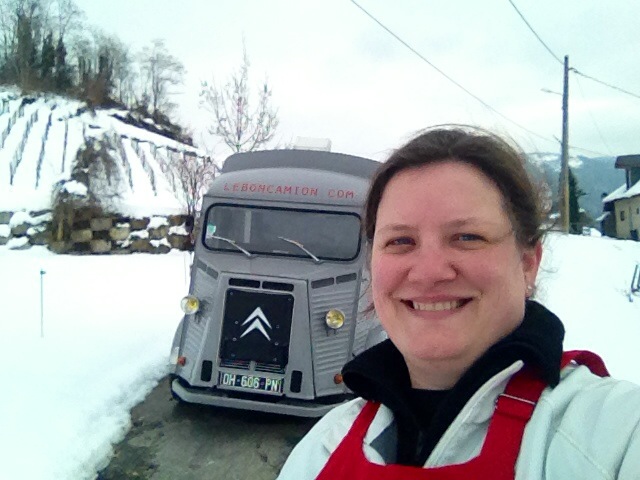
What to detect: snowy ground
<box><xmin>0</xmin><ymin>248</ymin><xmax>191</xmax><ymax>480</ymax></box>
<box><xmin>0</xmin><ymin>232</ymin><xmax>640</xmax><ymax>480</ymax></box>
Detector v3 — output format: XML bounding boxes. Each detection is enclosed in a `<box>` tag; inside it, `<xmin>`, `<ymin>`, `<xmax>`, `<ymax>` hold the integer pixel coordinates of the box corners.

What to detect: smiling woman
<box><xmin>370</xmin><ymin>160</ymin><xmax>541</xmax><ymax>390</ymax></box>
<box><xmin>277</xmin><ymin>126</ymin><xmax>640</xmax><ymax>480</ymax></box>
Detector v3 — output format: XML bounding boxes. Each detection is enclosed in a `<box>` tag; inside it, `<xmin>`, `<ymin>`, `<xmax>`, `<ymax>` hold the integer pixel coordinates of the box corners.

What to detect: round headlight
<box><xmin>325</xmin><ymin>309</ymin><xmax>345</xmax><ymax>329</ymax></box>
<box><xmin>180</xmin><ymin>295</ymin><xmax>200</xmax><ymax>314</ymax></box>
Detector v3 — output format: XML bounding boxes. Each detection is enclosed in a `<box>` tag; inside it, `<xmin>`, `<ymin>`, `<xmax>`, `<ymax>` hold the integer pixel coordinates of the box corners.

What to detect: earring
<box><xmin>526</xmin><ymin>284</ymin><xmax>534</xmax><ymax>297</ymax></box>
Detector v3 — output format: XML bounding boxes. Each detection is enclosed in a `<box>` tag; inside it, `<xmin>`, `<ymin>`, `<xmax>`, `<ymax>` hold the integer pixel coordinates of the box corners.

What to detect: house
<box><xmin>599</xmin><ymin>154</ymin><xmax>640</xmax><ymax>240</ymax></box>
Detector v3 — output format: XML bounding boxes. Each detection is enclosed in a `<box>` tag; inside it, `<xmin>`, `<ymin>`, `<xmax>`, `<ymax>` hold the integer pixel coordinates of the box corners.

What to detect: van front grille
<box><xmin>219</xmin><ymin>358</ymin><xmax>250</xmax><ymax>370</ymax></box>
<box><xmin>255</xmin><ymin>362</ymin><xmax>286</xmax><ymax>374</ymax></box>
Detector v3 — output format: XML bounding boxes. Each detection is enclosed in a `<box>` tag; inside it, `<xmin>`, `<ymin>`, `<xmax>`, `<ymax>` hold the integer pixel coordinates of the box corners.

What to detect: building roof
<box><xmin>602</xmin><ymin>181</ymin><xmax>640</xmax><ymax>203</ymax></box>
<box><xmin>615</xmin><ymin>155</ymin><xmax>640</xmax><ymax>169</ymax></box>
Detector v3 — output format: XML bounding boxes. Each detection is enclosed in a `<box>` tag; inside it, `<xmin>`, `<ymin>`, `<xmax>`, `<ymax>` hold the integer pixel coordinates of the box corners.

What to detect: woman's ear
<box><xmin>522</xmin><ymin>241</ymin><xmax>543</xmax><ymax>285</ymax></box>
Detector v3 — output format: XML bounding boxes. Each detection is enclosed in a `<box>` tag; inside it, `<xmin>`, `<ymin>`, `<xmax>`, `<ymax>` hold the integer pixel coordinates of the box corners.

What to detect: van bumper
<box><xmin>171</xmin><ymin>378</ymin><xmax>350</xmax><ymax>418</ymax></box>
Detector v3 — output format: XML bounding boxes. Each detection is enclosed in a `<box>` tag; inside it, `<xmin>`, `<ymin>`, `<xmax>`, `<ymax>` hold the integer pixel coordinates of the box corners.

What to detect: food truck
<box><xmin>169</xmin><ymin>149</ymin><xmax>385</xmax><ymax>417</ymax></box>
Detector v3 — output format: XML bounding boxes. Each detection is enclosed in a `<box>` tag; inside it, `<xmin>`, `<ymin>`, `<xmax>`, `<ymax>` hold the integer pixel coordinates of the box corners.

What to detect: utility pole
<box><xmin>560</xmin><ymin>55</ymin><xmax>570</xmax><ymax>233</ymax></box>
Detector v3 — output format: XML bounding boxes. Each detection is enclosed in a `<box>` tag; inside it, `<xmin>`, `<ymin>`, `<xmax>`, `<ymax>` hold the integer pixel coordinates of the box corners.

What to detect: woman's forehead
<box><xmin>376</xmin><ymin>162</ymin><xmax>512</xmax><ymax>228</ymax></box>
<box><xmin>382</xmin><ymin>162</ymin><xmax>505</xmax><ymax>206</ymax></box>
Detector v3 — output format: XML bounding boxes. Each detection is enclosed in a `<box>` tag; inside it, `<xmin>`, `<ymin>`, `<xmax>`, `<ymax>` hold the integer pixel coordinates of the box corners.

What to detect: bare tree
<box><xmin>139</xmin><ymin>38</ymin><xmax>184</xmax><ymax>116</ymax></box>
<box><xmin>110</xmin><ymin>40</ymin><xmax>133</xmax><ymax>105</ymax></box>
<box><xmin>199</xmin><ymin>46</ymin><xmax>278</xmax><ymax>152</ymax></box>
<box><xmin>170</xmin><ymin>151</ymin><xmax>217</xmax><ymax>218</ymax></box>
<box><xmin>52</xmin><ymin>0</ymin><xmax>82</xmax><ymax>42</ymax></box>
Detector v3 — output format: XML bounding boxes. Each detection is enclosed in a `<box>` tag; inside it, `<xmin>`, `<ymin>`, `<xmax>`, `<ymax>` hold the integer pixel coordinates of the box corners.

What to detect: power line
<box><xmin>567</xmin><ymin>144</ymin><xmax>611</xmax><ymax>157</ymax></box>
<box><xmin>349</xmin><ymin>0</ymin><xmax>616</xmax><ymax>157</ymax></box>
<box><xmin>508</xmin><ymin>0</ymin><xmax>640</xmax><ymax>101</ymax></box>
<box><xmin>348</xmin><ymin>0</ymin><xmax>553</xmax><ymax>144</ymax></box>
<box><xmin>574</xmin><ymin>75</ymin><xmax>613</xmax><ymax>156</ymax></box>
<box><xmin>573</xmin><ymin>69</ymin><xmax>640</xmax><ymax>101</ymax></box>
<box><xmin>507</xmin><ymin>0</ymin><xmax>563</xmax><ymax>65</ymax></box>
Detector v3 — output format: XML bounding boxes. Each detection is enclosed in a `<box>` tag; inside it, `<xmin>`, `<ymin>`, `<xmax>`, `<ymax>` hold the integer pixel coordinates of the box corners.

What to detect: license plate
<box><xmin>218</xmin><ymin>372</ymin><xmax>284</xmax><ymax>393</ymax></box>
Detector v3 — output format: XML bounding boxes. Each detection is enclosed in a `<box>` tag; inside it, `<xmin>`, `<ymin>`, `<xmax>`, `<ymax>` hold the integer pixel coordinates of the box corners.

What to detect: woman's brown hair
<box><xmin>364</xmin><ymin>125</ymin><xmax>547</xmax><ymax>249</ymax></box>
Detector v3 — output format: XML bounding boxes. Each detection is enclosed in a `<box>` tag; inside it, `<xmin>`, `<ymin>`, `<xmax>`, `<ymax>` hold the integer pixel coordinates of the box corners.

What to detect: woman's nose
<box><xmin>406</xmin><ymin>243</ymin><xmax>458</xmax><ymax>284</ymax></box>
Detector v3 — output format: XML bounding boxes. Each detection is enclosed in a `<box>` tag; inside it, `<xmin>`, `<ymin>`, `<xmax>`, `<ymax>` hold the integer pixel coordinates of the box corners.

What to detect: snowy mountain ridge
<box><xmin>526</xmin><ymin>151</ymin><xmax>623</xmax><ymax>219</ymax></box>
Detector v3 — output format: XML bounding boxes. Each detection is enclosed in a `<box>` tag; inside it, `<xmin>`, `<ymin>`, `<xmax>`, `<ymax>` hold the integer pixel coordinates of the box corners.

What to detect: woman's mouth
<box><xmin>404</xmin><ymin>299</ymin><xmax>470</xmax><ymax>311</ymax></box>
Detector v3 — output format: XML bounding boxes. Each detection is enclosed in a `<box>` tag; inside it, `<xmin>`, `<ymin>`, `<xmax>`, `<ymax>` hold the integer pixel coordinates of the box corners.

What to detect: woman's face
<box><xmin>371</xmin><ymin>160</ymin><xmax>542</xmax><ymax>388</ymax></box>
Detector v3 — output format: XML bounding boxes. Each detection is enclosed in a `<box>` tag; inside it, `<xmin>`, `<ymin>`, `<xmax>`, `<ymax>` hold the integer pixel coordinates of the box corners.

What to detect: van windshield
<box><xmin>203</xmin><ymin>204</ymin><xmax>362</xmax><ymax>261</ymax></box>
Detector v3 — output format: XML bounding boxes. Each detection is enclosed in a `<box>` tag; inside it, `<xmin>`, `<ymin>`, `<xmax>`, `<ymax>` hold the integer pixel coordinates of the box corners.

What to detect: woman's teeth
<box><xmin>412</xmin><ymin>300</ymin><xmax>463</xmax><ymax>311</ymax></box>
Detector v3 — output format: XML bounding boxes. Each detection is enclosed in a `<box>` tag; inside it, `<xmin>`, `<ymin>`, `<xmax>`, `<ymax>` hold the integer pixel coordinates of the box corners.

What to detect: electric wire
<box><xmin>349</xmin><ymin>0</ymin><xmax>614</xmax><ymax>156</ymax></box>
<box><xmin>507</xmin><ymin>0</ymin><xmax>563</xmax><ymax>65</ymax></box>
<box><xmin>349</xmin><ymin>0</ymin><xmax>554</xmax><ymax>145</ymax></box>
<box><xmin>508</xmin><ymin>0</ymin><xmax>640</xmax><ymax>101</ymax></box>
<box><xmin>574</xmin><ymin>75</ymin><xmax>613</xmax><ymax>156</ymax></box>
<box><xmin>572</xmin><ymin>69</ymin><xmax>640</xmax><ymax>101</ymax></box>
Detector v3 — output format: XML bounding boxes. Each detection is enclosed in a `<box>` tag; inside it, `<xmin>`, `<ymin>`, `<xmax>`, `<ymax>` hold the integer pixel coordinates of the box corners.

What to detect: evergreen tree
<box><xmin>16</xmin><ymin>11</ymin><xmax>38</xmax><ymax>88</ymax></box>
<box><xmin>54</xmin><ymin>37</ymin><xmax>72</xmax><ymax>91</ymax></box>
<box><xmin>568</xmin><ymin>167</ymin><xmax>586</xmax><ymax>234</ymax></box>
<box><xmin>40</xmin><ymin>31</ymin><xmax>55</xmax><ymax>83</ymax></box>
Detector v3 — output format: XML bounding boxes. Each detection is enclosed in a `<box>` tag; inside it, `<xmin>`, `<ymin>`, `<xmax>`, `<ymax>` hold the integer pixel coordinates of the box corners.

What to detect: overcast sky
<box><xmin>74</xmin><ymin>0</ymin><xmax>640</xmax><ymax>161</ymax></box>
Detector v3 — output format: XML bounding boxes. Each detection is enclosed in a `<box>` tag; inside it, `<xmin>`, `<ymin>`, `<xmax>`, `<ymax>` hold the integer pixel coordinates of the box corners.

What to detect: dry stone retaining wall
<box><xmin>0</xmin><ymin>209</ymin><xmax>193</xmax><ymax>254</ymax></box>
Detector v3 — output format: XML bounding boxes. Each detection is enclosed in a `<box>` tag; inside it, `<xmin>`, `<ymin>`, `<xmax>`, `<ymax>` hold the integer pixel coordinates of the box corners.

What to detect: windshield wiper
<box><xmin>211</xmin><ymin>235</ymin><xmax>254</xmax><ymax>258</ymax></box>
<box><xmin>278</xmin><ymin>236</ymin><xmax>322</xmax><ymax>264</ymax></box>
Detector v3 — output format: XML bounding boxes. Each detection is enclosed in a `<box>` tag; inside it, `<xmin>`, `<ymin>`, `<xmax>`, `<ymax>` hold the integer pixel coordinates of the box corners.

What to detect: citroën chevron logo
<box><xmin>240</xmin><ymin>307</ymin><xmax>272</xmax><ymax>341</ymax></box>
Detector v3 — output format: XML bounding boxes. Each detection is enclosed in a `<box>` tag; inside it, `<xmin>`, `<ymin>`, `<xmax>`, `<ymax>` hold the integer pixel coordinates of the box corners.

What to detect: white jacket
<box><xmin>277</xmin><ymin>361</ymin><xmax>640</xmax><ymax>479</ymax></box>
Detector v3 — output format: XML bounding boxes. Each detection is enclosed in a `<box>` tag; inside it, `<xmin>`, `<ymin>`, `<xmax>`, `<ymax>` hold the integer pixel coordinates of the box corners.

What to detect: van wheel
<box><xmin>169</xmin><ymin>376</ymin><xmax>184</xmax><ymax>403</ymax></box>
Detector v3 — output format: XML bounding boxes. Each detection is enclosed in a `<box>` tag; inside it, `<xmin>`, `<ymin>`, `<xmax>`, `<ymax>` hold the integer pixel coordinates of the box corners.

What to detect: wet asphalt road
<box><xmin>97</xmin><ymin>376</ymin><xmax>317</xmax><ymax>480</ymax></box>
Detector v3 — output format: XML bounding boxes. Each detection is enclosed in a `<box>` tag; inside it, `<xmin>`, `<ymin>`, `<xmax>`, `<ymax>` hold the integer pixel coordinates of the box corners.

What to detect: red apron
<box><xmin>316</xmin><ymin>351</ymin><xmax>608</xmax><ymax>480</ymax></box>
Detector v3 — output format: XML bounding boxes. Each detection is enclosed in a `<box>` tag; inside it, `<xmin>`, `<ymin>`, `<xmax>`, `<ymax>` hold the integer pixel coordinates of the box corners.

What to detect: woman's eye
<box><xmin>457</xmin><ymin>233</ymin><xmax>484</xmax><ymax>242</ymax></box>
<box><xmin>453</xmin><ymin>233</ymin><xmax>488</xmax><ymax>248</ymax></box>
<box><xmin>386</xmin><ymin>237</ymin><xmax>414</xmax><ymax>247</ymax></box>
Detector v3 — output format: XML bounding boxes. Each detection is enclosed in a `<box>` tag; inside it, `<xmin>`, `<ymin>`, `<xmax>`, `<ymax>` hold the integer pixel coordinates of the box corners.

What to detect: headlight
<box><xmin>325</xmin><ymin>309</ymin><xmax>345</xmax><ymax>329</ymax></box>
<box><xmin>180</xmin><ymin>295</ymin><xmax>200</xmax><ymax>314</ymax></box>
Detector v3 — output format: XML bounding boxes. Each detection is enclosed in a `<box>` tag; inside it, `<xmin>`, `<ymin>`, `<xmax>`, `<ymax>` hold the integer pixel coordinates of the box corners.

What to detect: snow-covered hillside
<box><xmin>0</xmin><ymin>89</ymin><xmax>208</xmax><ymax>217</ymax></box>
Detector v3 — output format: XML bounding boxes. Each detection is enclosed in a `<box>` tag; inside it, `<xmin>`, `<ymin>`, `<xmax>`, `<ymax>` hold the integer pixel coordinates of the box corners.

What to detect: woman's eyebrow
<box><xmin>443</xmin><ymin>218</ymin><xmax>505</xmax><ymax>229</ymax></box>
<box><xmin>375</xmin><ymin>224</ymin><xmax>413</xmax><ymax>234</ymax></box>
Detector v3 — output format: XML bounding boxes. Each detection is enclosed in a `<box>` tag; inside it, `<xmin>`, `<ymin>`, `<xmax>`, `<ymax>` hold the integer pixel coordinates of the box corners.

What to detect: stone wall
<box><xmin>0</xmin><ymin>209</ymin><xmax>193</xmax><ymax>254</ymax></box>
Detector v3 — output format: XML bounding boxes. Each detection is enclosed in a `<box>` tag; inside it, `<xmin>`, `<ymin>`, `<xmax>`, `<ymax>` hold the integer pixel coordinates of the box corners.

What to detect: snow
<box><xmin>63</xmin><ymin>180</ymin><xmax>89</xmax><ymax>196</ymax></box>
<box><xmin>9</xmin><ymin>210</ymin><xmax>52</xmax><ymax>227</ymax></box>
<box><xmin>0</xmin><ymin>92</ymin><xmax>208</xmax><ymax>217</ymax></box>
<box><xmin>6</xmin><ymin>236</ymin><xmax>30</xmax><ymax>249</ymax></box>
<box><xmin>602</xmin><ymin>180</ymin><xmax>640</xmax><ymax>203</ymax></box>
<box><xmin>0</xmin><ymin>247</ymin><xmax>191</xmax><ymax>480</ymax></box>
<box><xmin>0</xmin><ymin>232</ymin><xmax>639</xmax><ymax>479</ymax></box>
<box><xmin>148</xmin><ymin>216</ymin><xmax>170</xmax><ymax>229</ymax></box>
<box><xmin>129</xmin><ymin>229</ymin><xmax>149</xmax><ymax>239</ymax></box>
<box><xmin>169</xmin><ymin>224</ymin><xmax>188</xmax><ymax>235</ymax></box>
<box><xmin>151</xmin><ymin>238</ymin><xmax>171</xmax><ymax>248</ymax></box>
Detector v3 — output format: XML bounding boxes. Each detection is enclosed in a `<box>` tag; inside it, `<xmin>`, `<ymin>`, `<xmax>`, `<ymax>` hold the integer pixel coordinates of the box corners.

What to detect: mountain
<box><xmin>527</xmin><ymin>152</ymin><xmax>625</xmax><ymax>221</ymax></box>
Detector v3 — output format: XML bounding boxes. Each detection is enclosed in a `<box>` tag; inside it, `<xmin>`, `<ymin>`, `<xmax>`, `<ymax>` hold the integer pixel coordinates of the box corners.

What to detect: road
<box><xmin>97</xmin><ymin>376</ymin><xmax>317</xmax><ymax>480</ymax></box>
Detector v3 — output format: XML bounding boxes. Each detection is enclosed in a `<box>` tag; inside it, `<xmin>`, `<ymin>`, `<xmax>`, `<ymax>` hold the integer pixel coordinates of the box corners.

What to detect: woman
<box><xmin>278</xmin><ymin>126</ymin><xmax>640</xmax><ymax>479</ymax></box>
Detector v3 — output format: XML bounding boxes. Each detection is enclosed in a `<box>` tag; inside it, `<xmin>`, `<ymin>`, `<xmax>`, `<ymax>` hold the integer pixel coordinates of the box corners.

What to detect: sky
<box><xmin>72</xmin><ymin>0</ymin><xmax>640</xmax><ymax>161</ymax></box>
<box><xmin>1</xmin><ymin>233</ymin><xmax>640</xmax><ymax>479</ymax></box>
